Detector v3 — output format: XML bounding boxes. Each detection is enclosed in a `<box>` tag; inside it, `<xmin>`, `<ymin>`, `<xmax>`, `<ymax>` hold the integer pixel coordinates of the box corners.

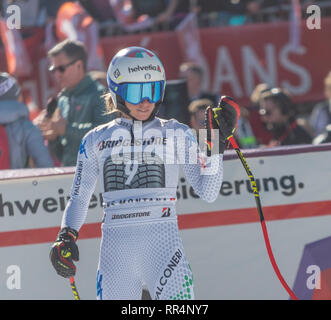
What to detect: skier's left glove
<box><xmin>50</xmin><ymin>227</ymin><xmax>79</xmax><ymax>278</ymax></box>
<box><xmin>205</xmin><ymin>95</ymin><xmax>240</xmax><ymax>155</ymax></box>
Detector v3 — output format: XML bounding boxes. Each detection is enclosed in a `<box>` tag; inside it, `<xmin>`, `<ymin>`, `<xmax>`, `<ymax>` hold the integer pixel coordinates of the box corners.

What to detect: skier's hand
<box><xmin>205</xmin><ymin>96</ymin><xmax>240</xmax><ymax>155</ymax></box>
<box><xmin>50</xmin><ymin>227</ymin><xmax>79</xmax><ymax>278</ymax></box>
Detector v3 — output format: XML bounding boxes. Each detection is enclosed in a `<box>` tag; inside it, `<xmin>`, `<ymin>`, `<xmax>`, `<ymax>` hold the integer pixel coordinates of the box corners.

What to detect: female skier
<box><xmin>50</xmin><ymin>46</ymin><xmax>239</xmax><ymax>300</ymax></box>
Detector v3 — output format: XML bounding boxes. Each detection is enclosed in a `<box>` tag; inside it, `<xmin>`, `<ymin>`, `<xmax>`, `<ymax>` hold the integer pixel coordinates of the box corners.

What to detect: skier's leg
<box><xmin>96</xmin><ymin>225</ymin><xmax>142</xmax><ymax>300</ymax></box>
<box><xmin>140</xmin><ymin>220</ymin><xmax>195</xmax><ymax>300</ymax></box>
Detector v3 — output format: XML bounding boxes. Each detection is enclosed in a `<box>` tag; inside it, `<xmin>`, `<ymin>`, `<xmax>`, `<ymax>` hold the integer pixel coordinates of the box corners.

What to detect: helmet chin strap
<box><xmin>116</xmin><ymin>95</ymin><xmax>161</xmax><ymax>123</ymax></box>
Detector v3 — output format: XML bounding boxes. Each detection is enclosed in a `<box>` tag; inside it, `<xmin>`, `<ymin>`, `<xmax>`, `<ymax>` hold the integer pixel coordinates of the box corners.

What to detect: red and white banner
<box><xmin>0</xmin><ymin>18</ymin><xmax>32</xmax><ymax>78</ymax></box>
<box><xmin>289</xmin><ymin>0</ymin><xmax>302</xmax><ymax>49</ymax></box>
<box><xmin>176</xmin><ymin>12</ymin><xmax>210</xmax><ymax>91</ymax></box>
<box><xmin>56</xmin><ymin>1</ymin><xmax>105</xmax><ymax>71</ymax></box>
<box><xmin>99</xmin><ymin>17</ymin><xmax>331</xmax><ymax>106</ymax></box>
<box><xmin>1</xmin><ymin>144</ymin><xmax>331</xmax><ymax>299</ymax></box>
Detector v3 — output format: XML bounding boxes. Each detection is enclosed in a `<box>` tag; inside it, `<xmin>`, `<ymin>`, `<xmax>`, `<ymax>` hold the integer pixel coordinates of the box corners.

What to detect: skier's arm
<box><xmin>181</xmin><ymin>96</ymin><xmax>240</xmax><ymax>203</ymax></box>
<box><xmin>181</xmin><ymin>133</ymin><xmax>224</xmax><ymax>203</ymax></box>
<box><xmin>61</xmin><ymin>131</ymin><xmax>99</xmax><ymax>231</ymax></box>
<box><xmin>50</xmin><ymin>131</ymin><xmax>99</xmax><ymax>278</ymax></box>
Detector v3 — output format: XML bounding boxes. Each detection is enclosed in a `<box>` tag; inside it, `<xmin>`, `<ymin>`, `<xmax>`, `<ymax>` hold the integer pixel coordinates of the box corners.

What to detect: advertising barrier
<box><xmin>0</xmin><ymin>144</ymin><xmax>331</xmax><ymax>299</ymax></box>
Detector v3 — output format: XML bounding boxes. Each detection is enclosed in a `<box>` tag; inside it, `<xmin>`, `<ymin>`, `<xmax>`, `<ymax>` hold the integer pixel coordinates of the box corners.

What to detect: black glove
<box><xmin>205</xmin><ymin>95</ymin><xmax>240</xmax><ymax>155</ymax></box>
<box><xmin>50</xmin><ymin>227</ymin><xmax>79</xmax><ymax>278</ymax></box>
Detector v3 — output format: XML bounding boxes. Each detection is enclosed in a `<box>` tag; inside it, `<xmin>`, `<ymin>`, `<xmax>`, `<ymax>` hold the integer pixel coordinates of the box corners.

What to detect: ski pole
<box><xmin>227</xmin><ymin>135</ymin><xmax>298</xmax><ymax>300</ymax></box>
<box><xmin>70</xmin><ymin>276</ymin><xmax>80</xmax><ymax>300</ymax></box>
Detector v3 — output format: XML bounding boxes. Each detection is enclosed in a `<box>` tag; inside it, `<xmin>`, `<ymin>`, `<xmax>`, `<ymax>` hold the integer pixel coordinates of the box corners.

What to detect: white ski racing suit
<box><xmin>61</xmin><ymin>117</ymin><xmax>224</xmax><ymax>300</ymax></box>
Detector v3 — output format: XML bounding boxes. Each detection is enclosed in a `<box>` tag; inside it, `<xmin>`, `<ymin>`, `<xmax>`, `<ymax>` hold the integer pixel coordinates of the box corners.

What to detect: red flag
<box><xmin>0</xmin><ymin>18</ymin><xmax>32</xmax><ymax>77</ymax></box>
<box><xmin>56</xmin><ymin>2</ymin><xmax>104</xmax><ymax>71</ymax></box>
<box><xmin>175</xmin><ymin>12</ymin><xmax>210</xmax><ymax>91</ymax></box>
<box><xmin>289</xmin><ymin>0</ymin><xmax>302</xmax><ymax>49</ymax></box>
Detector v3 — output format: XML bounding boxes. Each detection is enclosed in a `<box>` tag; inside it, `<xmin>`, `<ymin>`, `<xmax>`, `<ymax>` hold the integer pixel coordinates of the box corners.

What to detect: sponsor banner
<box><xmin>90</xmin><ymin>18</ymin><xmax>331</xmax><ymax>106</ymax></box>
<box><xmin>1</xmin><ymin>19</ymin><xmax>331</xmax><ymax>112</ymax></box>
<box><xmin>0</xmin><ymin>174</ymin><xmax>103</xmax><ymax>233</ymax></box>
<box><xmin>0</xmin><ymin>144</ymin><xmax>331</xmax><ymax>299</ymax></box>
<box><xmin>0</xmin><ymin>144</ymin><xmax>331</xmax><ymax>237</ymax></box>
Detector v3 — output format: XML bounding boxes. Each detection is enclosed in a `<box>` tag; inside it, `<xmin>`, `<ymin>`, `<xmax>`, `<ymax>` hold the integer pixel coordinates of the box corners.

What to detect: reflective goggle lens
<box><xmin>122</xmin><ymin>81</ymin><xmax>164</xmax><ymax>105</ymax></box>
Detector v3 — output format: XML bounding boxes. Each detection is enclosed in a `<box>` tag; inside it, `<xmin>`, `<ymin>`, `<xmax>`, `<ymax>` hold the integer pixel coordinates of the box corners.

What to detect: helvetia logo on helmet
<box><xmin>128</xmin><ymin>64</ymin><xmax>161</xmax><ymax>73</ymax></box>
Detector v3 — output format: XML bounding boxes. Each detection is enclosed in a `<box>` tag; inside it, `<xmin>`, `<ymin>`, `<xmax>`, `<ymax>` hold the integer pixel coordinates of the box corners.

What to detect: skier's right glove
<box><xmin>50</xmin><ymin>227</ymin><xmax>79</xmax><ymax>278</ymax></box>
<box><xmin>205</xmin><ymin>95</ymin><xmax>240</xmax><ymax>156</ymax></box>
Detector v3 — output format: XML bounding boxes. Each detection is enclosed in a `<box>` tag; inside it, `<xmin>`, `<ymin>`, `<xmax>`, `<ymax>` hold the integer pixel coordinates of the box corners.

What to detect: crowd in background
<box><xmin>0</xmin><ymin>0</ymin><xmax>331</xmax><ymax>170</ymax></box>
<box><xmin>1</xmin><ymin>0</ymin><xmax>331</xmax><ymax>34</ymax></box>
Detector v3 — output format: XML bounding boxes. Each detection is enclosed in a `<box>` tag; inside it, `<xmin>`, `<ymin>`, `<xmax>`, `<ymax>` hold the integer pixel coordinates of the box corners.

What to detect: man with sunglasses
<box><xmin>49</xmin><ymin>46</ymin><xmax>240</xmax><ymax>300</ymax></box>
<box><xmin>36</xmin><ymin>39</ymin><xmax>111</xmax><ymax>166</ymax></box>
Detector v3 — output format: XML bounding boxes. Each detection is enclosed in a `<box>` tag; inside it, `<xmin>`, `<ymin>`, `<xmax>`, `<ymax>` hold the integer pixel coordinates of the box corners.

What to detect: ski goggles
<box><xmin>109</xmin><ymin>79</ymin><xmax>165</xmax><ymax>105</ymax></box>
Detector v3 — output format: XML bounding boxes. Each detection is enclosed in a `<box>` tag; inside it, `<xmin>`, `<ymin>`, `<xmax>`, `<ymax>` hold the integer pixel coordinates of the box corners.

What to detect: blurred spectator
<box><xmin>111</xmin><ymin>0</ymin><xmax>190</xmax><ymax>32</ymax></box>
<box><xmin>195</xmin><ymin>0</ymin><xmax>299</xmax><ymax>27</ymax></box>
<box><xmin>187</xmin><ymin>96</ymin><xmax>259</xmax><ymax>149</ymax></box>
<box><xmin>41</xmin><ymin>1</ymin><xmax>75</xmax><ymax>52</ymax></box>
<box><xmin>259</xmin><ymin>87</ymin><xmax>312</xmax><ymax>147</ymax></box>
<box><xmin>55</xmin><ymin>1</ymin><xmax>105</xmax><ymax>70</ymax></box>
<box><xmin>162</xmin><ymin>0</ymin><xmax>191</xmax><ymax>29</ymax></box>
<box><xmin>196</xmin><ymin>0</ymin><xmax>246</xmax><ymax>26</ymax></box>
<box><xmin>196</xmin><ymin>0</ymin><xmax>264</xmax><ymax>27</ymax></box>
<box><xmin>179</xmin><ymin>61</ymin><xmax>218</xmax><ymax>106</ymax></box>
<box><xmin>78</xmin><ymin>0</ymin><xmax>118</xmax><ymax>23</ymax></box>
<box><xmin>244</xmin><ymin>0</ymin><xmax>286</xmax><ymax>24</ymax></box>
<box><xmin>0</xmin><ymin>72</ymin><xmax>54</xmax><ymax>169</ymax></box>
<box><xmin>234</xmin><ymin>107</ymin><xmax>259</xmax><ymax>149</ymax></box>
<box><xmin>309</xmin><ymin>71</ymin><xmax>331</xmax><ymax>137</ymax></box>
<box><xmin>255</xmin><ymin>0</ymin><xmax>290</xmax><ymax>22</ymax></box>
<box><xmin>246</xmin><ymin>83</ymin><xmax>273</xmax><ymax>145</ymax></box>
<box><xmin>251</xmin><ymin>83</ymin><xmax>271</xmax><ymax>104</ymax></box>
<box><xmin>246</xmin><ymin>0</ymin><xmax>263</xmax><ymax>21</ymax></box>
<box><xmin>34</xmin><ymin>39</ymin><xmax>111</xmax><ymax>166</ymax></box>
<box><xmin>188</xmin><ymin>98</ymin><xmax>213</xmax><ymax>133</ymax></box>
<box><xmin>131</xmin><ymin>0</ymin><xmax>178</xmax><ymax>24</ymax></box>
<box><xmin>313</xmin><ymin>124</ymin><xmax>331</xmax><ymax>145</ymax></box>
<box><xmin>39</xmin><ymin>0</ymin><xmax>71</xmax><ymax>22</ymax></box>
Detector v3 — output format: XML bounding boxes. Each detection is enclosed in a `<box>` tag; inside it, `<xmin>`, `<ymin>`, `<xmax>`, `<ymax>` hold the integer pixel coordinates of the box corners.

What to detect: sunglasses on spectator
<box><xmin>48</xmin><ymin>59</ymin><xmax>79</xmax><ymax>73</ymax></box>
